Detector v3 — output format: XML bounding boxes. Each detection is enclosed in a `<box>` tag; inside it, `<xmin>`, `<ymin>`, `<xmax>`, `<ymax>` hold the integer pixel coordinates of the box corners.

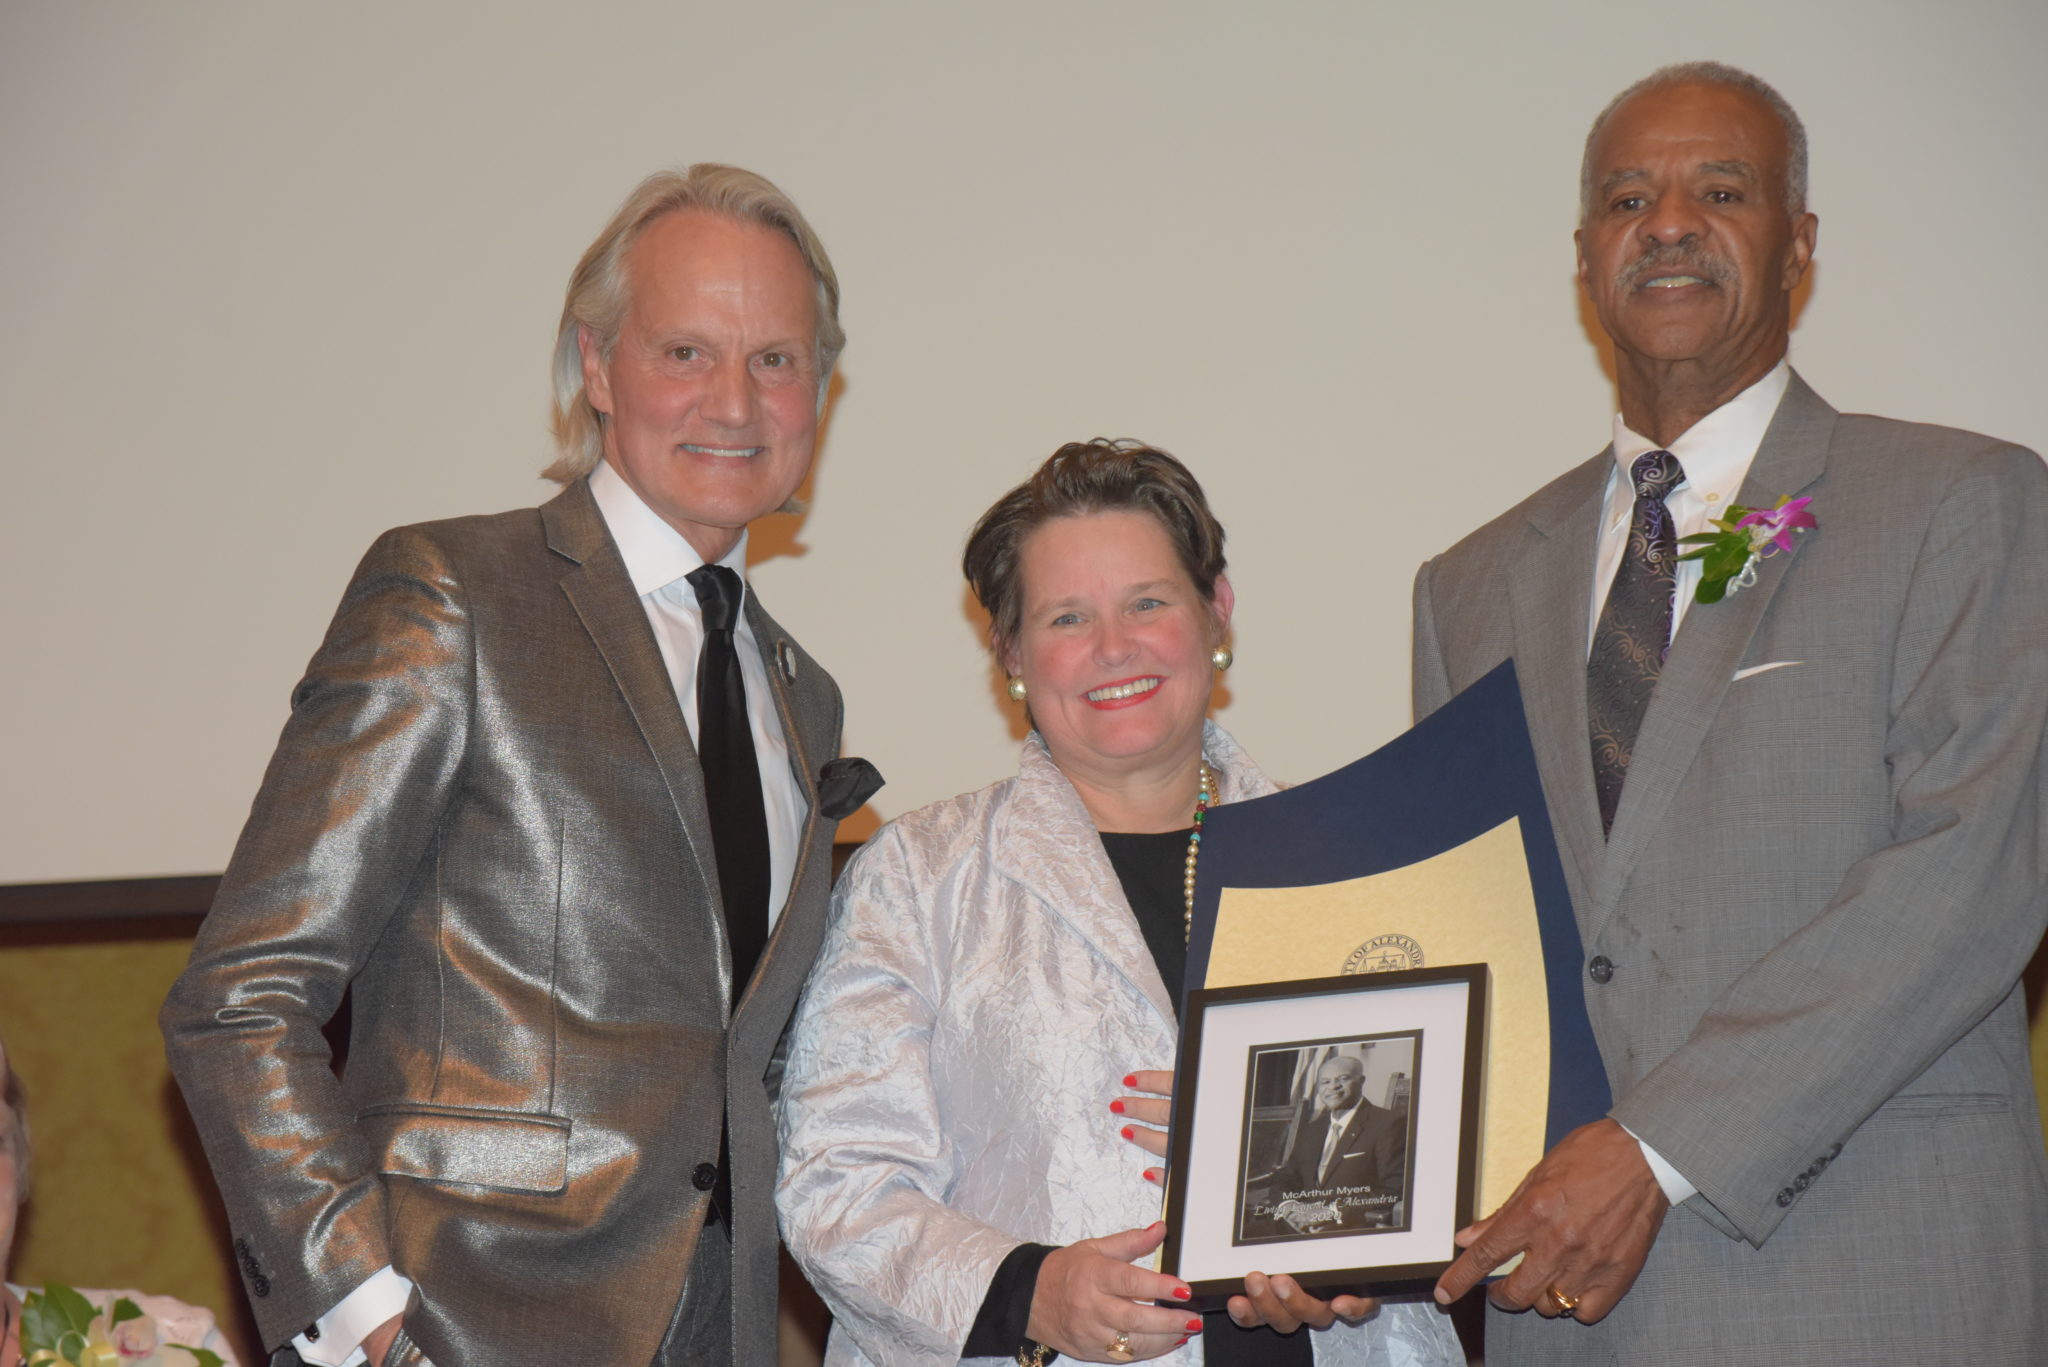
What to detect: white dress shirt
<box><xmin>1588</xmin><ymin>360</ymin><xmax>1792</xmax><ymax>1209</ymax></box>
<box><xmin>295</xmin><ymin>462</ymin><xmax>808</xmax><ymax>1366</ymax></box>
<box><xmin>587</xmin><ymin>457</ymin><xmax>806</xmax><ymax>923</ymax></box>
<box><xmin>1588</xmin><ymin>361</ymin><xmax>1791</xmax><ymax>653</ymax></box>
<box><xmin>1318</xmin><ymin>1102</ymin><xmax>1363</xmax><ymax>1182</ymax></box>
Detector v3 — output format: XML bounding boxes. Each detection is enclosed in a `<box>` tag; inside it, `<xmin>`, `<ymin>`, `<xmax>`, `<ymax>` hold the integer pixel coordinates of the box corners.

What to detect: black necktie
<box><xmin>1588</xmin><ymin>450</ymin><xmax>1686</xmax><ymax>837</ymax></box>
<box><xmin>687</xmin><ymin>563</ymin><xmax>770</xmax><ymax>998</ymax></box>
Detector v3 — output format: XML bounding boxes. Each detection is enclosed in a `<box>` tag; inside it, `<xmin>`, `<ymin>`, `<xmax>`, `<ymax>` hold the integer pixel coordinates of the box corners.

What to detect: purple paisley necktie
<box><xmin>1588</xmin><ymin>449</ymin><xmax>1687</xmax><ymax>836</ymax></box>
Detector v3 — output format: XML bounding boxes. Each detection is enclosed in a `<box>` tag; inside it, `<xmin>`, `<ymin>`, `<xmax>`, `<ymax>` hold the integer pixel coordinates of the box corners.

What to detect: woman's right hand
<box><xmin>1025</xmin><ymin>1221</ymin><xmax>1202</xmax><ymax>1362</ymax></box>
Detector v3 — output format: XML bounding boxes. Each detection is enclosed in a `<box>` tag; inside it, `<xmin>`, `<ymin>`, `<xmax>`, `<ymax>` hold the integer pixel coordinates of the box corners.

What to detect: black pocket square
<box><xmin>818</xmin><ymin>757</ymin><xmax>884</xmax><ymax>820</ymax></box>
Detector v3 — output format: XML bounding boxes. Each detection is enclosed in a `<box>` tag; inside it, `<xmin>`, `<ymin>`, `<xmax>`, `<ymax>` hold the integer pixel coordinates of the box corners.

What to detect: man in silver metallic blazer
<box><xmin>163</xmin><ymin>165</ymin><xmax>878</xmax><ymax>1367</ymax></box>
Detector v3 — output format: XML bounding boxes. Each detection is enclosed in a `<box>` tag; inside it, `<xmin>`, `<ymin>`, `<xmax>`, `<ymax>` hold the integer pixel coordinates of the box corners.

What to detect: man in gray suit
<box><xmin>1417</xmin><ymin>64</ymin><xmax>2048</xmax><ymax>1363</ymax></box>
<box><xmin>1273</xmin><ymin>1055</ymin><xmax>1406</xmax><ymax>1224</ymax></box>
<box><xmin>163</xmin><ymin>166</ymin><xmax>877</xmax><ymax>1367</ymax></box>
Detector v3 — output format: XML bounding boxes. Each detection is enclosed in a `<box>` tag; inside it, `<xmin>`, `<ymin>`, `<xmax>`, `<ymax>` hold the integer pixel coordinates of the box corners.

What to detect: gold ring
<box><xmin>1545</xmin><ymin>1286</ymin><xmax>1581</xmax><ymax>1318</ymax></box>
<box><xmin>1105</xmin><ymin>1329</ymin><xmax>1134</xmax><ymax>1360</ymax></box>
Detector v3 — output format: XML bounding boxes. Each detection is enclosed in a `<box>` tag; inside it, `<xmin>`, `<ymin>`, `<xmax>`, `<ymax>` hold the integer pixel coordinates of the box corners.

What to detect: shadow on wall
<box><xmin>2027</xmin><ymin>934</ymin><xmax>2048</xmax><ymax>1119</ymax></box>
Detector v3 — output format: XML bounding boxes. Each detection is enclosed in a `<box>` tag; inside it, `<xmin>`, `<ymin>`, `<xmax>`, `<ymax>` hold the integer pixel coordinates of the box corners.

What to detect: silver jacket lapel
<box><xmin>543</xmin><ymin>481</ymin><xmax>731</xmax><ymax>996</ymax></box>
<box><xmin>733</xmin><ymin>592</ymin><xmax>835</xmax><ymax>1025</ymax></box>
<box><xmin>989</xmin><ymin>722</ymin><xmax>1276</xmax><ymax>1030</ymax></box>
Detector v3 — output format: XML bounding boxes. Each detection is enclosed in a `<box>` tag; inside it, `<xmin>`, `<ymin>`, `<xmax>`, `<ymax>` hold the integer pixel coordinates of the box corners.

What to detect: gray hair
<box><xmin>1580</xmin><ymin>62</ymin><xmax>1808</xmax><ymax>222</ymax></box>
<box><xmin>544</xmin><ymin>164</ymin><xmax>845</xmax><ymax>484</ymax></box>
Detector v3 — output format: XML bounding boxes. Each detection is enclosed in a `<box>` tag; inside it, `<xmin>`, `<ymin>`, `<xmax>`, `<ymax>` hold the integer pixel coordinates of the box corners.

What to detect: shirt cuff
<box><xmin>1616</xmin><ymin>1123</ymin><xmax>1699</xmax><ymax>1206</ymax></box>
<box><xmin>293</xmin><ymin>1266</ymin><xmax>415</xmax><ymax>1367</ymax></box>
<box><xmin>962</xmin><ymin>1242</ymin><xmax>1059</xmax><ymax>1360</ymax></box>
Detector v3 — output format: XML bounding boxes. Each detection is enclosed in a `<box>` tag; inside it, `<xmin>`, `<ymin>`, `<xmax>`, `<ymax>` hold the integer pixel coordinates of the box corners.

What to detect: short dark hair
<box><xmin>963</xmin><ymin>439</ymin><xmax>1228</xmax><ymax>660</ymax></box>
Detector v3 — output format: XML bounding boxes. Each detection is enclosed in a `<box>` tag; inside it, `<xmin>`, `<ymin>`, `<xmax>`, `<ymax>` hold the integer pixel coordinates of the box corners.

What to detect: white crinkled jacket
<box><xmin>776</xmin><ymin>723</ymin><xmax>1464</xmax><ymax>1367</ymax></box>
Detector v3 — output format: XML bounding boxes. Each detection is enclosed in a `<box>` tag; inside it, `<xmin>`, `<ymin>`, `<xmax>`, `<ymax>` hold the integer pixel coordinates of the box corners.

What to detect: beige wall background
<box><xmin>3</xmin><ymin>0</ymin><xmax>2044</xmax><ymax>884</ymax></box>
<box><xmin>1</xmin><ymin>4</ymin><xmax>2045</xmax><ymax>1360</ymax></box>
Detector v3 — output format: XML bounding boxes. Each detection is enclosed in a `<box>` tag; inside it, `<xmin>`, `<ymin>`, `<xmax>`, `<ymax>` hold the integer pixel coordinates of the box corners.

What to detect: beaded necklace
<box><xmin>1182</xmin><ymin>761</ymin><xmax>1215</xmax><ymax>944</ymax></box>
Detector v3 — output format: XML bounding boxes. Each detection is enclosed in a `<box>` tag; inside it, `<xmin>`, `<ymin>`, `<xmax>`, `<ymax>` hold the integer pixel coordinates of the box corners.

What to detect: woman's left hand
<box><xmin>1113</xmin><ymin>1069</ymin><xmax>1175</xmax><ymax>1161</ymax></box>
<box><xmin>1227</xmin><ymin>1272</ymin><xmax>1377</xmax><ymax>1333</ymax></box>
<box><xmin>1114</xmin><ymin>1073</ymin><xmax>1380</xmax><ymax>1332</ymax></box>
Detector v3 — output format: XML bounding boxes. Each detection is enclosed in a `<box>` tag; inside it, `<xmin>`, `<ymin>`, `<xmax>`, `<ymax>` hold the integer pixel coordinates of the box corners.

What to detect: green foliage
<box><xmin>1678</xmin><ymin>505</ymin><xmax>1762</xmax><ymax>604</ymax></box>
<box><xmin>20</xmin><ymin>1283</ymin><xmax>96</xmax><ymax>1363</ymax></box>
<box><xmin>19</xmin><ymin>1285</ymin><xmax>221</xmax><ymax>1366</ymax></box>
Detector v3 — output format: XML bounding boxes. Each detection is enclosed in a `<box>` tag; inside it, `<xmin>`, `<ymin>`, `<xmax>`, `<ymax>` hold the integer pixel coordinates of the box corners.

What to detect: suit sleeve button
<box><xmin>1776</xmin><ymin>1188</ymin><xmax>1794</xmax><ymax>1207</ymax></box>
<box><xmin>693</xmin><ymin>1162</ymin><xmax>719</xmax><ymax>1191</ymax></box>
<box><xmin>1587</xmin><ymin>955</ymin><xmax>1614</xmax><ymax>984</ymax></box>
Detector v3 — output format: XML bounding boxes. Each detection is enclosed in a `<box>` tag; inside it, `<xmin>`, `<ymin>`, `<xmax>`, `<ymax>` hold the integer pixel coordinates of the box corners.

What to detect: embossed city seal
<box><xmin>1342</xmin><ymin>933</ymin><xmax>1424</xmax><ymax>974</ymax></box>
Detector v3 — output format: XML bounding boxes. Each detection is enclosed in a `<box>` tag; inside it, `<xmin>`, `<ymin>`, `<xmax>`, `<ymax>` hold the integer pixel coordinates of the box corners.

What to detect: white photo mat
<box><xmin>1166</xmin><ymin>968</ymin><xmax>1483</xmax><ymax>1293</ymax></box>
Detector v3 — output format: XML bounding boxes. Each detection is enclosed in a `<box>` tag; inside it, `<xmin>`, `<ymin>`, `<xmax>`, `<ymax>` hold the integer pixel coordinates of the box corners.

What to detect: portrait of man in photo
<box><xmin>1235</xmin><ymin>1039</ymin><xmax>1417</xmax><ymax>1245</ymax></box>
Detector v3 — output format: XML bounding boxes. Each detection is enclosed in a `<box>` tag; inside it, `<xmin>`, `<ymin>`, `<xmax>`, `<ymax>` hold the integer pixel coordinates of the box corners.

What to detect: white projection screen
<box><xmin>3</xmin><ymin>1</ymin><xmax>2044</xmax><ymax>884</ymax></box>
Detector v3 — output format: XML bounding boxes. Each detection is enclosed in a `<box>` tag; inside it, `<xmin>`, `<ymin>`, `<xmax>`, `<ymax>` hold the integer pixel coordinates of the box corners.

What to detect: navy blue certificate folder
<box><xmin>1187</xmin><ymin>659</ymin><xmax>1610</xmax><ymax>1160</ymax></box>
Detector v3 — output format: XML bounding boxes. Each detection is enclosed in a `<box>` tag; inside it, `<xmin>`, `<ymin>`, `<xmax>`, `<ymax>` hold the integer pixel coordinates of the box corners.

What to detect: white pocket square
<box><xmin>1733</xmin><ymin>661</ymin><xmax>1802</xmax><ymax>681</ymax></box>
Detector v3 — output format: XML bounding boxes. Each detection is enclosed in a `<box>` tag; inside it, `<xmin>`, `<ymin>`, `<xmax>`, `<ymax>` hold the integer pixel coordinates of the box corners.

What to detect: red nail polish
<box><xmin>1110</xmin><ymin>1099</ymin><xmax>1126</xmax><ymax>1114</ymax></box>
<box><xmin>1144</xmin><ymin>1168</ymin><xmax>1160</xmax><ymax>1183</ymax></box>
<box><xmin>1122</xmin><ymin>1125</ymin><xmax>1135</xmax><ymax>1141</ymax></box>
<box><xmin>1185</xmin><ymin>1317</ymin><xmax>1204</xmax><ymax>1332</ymax></box>
<box><xmin>1123</xmin><ymin>1074</ymin><xmax>1137</xmax><ymax>1087</ymax></box>
<box><xmin>1175</xmin><ymin>1337</ymin><xmax>1190</xmax><ymax>1348</ymax></box>
<box><xmin>1173</xmin><ymin>1286</ymin><xmax>1192</xmax><ymax>1300</ymax></box>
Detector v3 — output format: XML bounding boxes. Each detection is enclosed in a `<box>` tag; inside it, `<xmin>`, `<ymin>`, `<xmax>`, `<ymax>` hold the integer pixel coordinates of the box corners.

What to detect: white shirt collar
<box><xmin>587</xmin><ymin>457</ymin><xmax>749</xmax><ymax>598</ymax></box>
<box><xmin>1609</xmin><ymin>359</ymin><xmax>1790</xmax><ymax>504</ymax></box>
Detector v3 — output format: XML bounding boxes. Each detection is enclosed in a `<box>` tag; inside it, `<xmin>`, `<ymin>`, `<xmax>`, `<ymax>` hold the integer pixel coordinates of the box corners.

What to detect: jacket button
<box><xmin>1587</xmin><ymin>955</ymin><xmax>1614</xmax><ymax>984</ymax></box>
<box><xmin>1776</xmin><ymin>1188</ymin><xmax>1794</xmax><ymax>1208</ymax></box>
<box><xmin>251</xmin><ymin>1274</ymin><xmax>272</xmax><ymax>1298</ymax></box>
<box><xmin>693</xmin><ymin>1162</ymin><xmax>719</xmax><ymax>1191</ymax></box>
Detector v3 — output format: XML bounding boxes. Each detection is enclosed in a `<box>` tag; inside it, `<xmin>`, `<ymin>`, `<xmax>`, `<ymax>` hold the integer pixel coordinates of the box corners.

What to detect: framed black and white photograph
<box><xmin>1233</xmin><ymin>1031</ymin><xmax>1419</xmax><ymax>1244</ymax></box>
<box><xmin>1161</xmin><ymin>965</ymin><xmax>1486</xmax><ymax>1300</ymax></box>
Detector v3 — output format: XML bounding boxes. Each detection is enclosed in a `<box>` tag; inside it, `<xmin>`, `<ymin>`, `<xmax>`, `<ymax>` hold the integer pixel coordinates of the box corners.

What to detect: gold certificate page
<box><xmin>1204</xmin><ymin>816</ymin><xmax>1546</xmax><ymax>1216</ymax></box>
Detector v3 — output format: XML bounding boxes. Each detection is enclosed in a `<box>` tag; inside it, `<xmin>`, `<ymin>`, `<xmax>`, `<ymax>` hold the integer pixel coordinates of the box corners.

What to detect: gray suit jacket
<box><xmin>162</xmin><ymin>478</ymin><xmax>845</xmax><ymax>1367</ymax></box>
<box><xmin>1411</xmin><ymin>374</ymin><xmax>2048</xmax><ymax>1365</ymax></box>
<box><xmin>1278</xmin><ymin>1100</ymin><xmax>1406</xmax><ymax>1205</ymax></box>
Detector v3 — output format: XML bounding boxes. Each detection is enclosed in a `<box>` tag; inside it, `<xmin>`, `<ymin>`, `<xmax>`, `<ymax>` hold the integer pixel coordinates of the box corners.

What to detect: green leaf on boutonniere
<box><xmin>170</xmin><ymin>1344</ymin><xmax>226</xmax><ymax>1367</ymax></box>
<box><xmin>110</xmin><ymin>1297</ymin><xmax>144</xmax><ymax>1327</ymax></box>
<box><xmin>1679</xmin><ymin>506</ymin><xmax>1761</xmax><ymax>605</ymax></box>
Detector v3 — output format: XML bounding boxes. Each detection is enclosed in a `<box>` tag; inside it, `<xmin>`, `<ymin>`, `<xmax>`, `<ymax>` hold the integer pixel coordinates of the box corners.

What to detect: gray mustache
<box><xmin>1617</xmin><ymin>244</ymin><xmax>1733</xmax><ymax>291</ymax></box>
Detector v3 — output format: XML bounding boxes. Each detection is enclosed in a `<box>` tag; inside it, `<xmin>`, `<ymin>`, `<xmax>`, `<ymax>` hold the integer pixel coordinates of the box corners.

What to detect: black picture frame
<box><xmin>1159</xmin><ymin>964</ymin><xmax>1487</xmax><ymax>1303</ymax></box>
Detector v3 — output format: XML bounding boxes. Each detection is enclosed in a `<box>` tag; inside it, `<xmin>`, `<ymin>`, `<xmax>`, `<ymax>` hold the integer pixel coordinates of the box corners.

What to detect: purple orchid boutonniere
<box><xmin>1676</xmin><ymin>495</ymin><xmax>1817</xmax><ymax>605</ymax></box>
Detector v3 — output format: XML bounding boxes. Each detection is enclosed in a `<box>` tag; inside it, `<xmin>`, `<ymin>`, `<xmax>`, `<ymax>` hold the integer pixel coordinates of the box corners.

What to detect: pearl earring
<box><xmin>1211</xmin><ymin>646</ymin><xmax>1234</xmax><ymax>672</ymax></box>
<box><xmin>1006</xmin><ymin>676</ymin><xmax>1028</xmax><ymax>701</ymax></box>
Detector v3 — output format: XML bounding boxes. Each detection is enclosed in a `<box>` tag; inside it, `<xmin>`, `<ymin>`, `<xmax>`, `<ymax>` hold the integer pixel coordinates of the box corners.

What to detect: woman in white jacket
<box><xmin>777</xmin><ymin>441</ymin><xmax>1462</xmax><ymax>1367</ymax></box>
